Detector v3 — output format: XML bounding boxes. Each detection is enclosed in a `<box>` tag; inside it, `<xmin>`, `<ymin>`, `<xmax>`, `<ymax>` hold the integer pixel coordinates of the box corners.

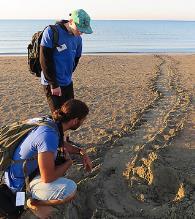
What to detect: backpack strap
<box><xmin>49</xmin><ymin>25</ymin><xmax>59</xmax><ymax>48</ymax></box>
<box><xmin>22</xmin><ymin>157</ymin><xmax>37</xmax><ymax>195</ymax></box>
<box><xmin>10</xmin><ymin>156</ymin><xmax>37</xmax><ymax>165</ymax></box>
<box><xmin>56</xmin><ymin>20</ymin><xmax>69</xmax><ymax>32</ymax></box>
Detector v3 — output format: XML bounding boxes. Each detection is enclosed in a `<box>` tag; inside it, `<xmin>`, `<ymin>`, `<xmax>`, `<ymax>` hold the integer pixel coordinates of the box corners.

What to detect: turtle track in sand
<box><xmin>81</xmin><ymin>55</ymin><xmax>191</xmax><ymax>219</ymax></box>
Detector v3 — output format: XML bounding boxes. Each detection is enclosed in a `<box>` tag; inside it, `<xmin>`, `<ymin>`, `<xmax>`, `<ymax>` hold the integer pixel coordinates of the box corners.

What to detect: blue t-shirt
<box><xmin>41</xmin><ymin>24</ymin><xmax>82</xmax><ymax>86</ymax></box>
<box><xmin>4</xmin><ymin>118</ymin><xmax>60</xmax><ymax>192</ymax></box>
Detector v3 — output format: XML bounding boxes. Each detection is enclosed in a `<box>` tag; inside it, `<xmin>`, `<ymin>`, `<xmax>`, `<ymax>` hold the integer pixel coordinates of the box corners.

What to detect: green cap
<box><xmin>70</xmin><ymin>9</ymin><xmax>93</xmax><ymax>34</ymax></box>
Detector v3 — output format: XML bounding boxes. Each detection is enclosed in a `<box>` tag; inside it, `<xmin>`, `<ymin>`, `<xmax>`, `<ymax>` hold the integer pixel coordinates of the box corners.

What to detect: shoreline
<box><xmin>0</xmin><ymin>52</ymin><xmax>195</xmax><ymax>57</ymax></box>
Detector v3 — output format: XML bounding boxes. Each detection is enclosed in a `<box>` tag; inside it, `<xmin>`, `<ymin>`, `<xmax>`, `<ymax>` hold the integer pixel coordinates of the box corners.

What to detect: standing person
<box><xmin>3</xmin><ymin>99</ymin><xmax>92</xmax><ymax>218</ymax></box>
<box><xmin>40</xmin><ymin>9</ymin><xmax>93</xmax><ymax>113</ymax></box>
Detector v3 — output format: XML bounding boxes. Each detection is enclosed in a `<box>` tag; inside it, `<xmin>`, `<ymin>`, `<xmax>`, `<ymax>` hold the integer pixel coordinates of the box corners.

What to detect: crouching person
<box><xmin>3</xmin><ymin>99</ymin><xmax>92</xmax><ymax>218</ymax></box>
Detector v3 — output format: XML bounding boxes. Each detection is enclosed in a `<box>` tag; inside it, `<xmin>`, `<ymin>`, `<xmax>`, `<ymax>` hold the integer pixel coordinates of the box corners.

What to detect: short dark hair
<box><xmin>52</xmin><ymin>99</ymin><xmax>89</xmax><ymax>123</ymax></box>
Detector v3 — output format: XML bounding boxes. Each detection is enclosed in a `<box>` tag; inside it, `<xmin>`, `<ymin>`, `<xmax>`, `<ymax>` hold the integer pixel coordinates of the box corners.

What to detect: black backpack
<box><xmin>27</xmin><ymin>25</ymin><xmax>59</xmax><ymax>77</ymax></box>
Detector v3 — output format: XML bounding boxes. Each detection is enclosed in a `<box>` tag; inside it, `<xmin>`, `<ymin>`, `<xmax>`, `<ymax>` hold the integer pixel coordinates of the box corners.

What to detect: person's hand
<box><xmin>64</xmin><ymin>150</ymin><xmax>73</xmax><ymax>168</ymax></box>
<box><xmin>51</xmin><ymin>87</ymin><xmax>62</xmax><ymax>96</ymax></box>
<box><xmin>80</xmin><ymin>150</ymin><xmax>93</xmax><ymax>172</ymax></box>
<box><xmin>62</xmin><ymin>147</ymin><xmax>72</xmax><ymax>161</ymax></box>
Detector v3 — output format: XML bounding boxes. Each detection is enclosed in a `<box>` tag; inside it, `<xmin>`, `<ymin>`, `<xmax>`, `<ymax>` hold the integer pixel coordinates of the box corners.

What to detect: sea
<box><xmin>0</xmin><ymin>19</ymin><xmax>195</xmax><ymax>55</ymax></box>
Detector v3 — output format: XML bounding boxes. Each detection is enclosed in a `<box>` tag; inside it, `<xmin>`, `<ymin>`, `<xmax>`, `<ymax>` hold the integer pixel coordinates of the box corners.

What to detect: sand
<box><xmin>0</xmin><ymin>55</ymin><xmax>194</xmax><ymax>218</ymax></box>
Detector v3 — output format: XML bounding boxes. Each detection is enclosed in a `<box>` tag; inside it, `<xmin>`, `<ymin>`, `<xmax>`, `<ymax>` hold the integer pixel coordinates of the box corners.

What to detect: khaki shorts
<box><xmin>30</xmin><ymin>175</ymin><xmax>77</xmax><ymax>201</ymax></box>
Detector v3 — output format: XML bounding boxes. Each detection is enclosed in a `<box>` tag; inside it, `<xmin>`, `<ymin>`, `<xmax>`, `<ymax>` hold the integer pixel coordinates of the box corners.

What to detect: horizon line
<box><xmin>0</xmin><ymin>18</ymin><xmax>195</xmax><ymax>22</ymax></box>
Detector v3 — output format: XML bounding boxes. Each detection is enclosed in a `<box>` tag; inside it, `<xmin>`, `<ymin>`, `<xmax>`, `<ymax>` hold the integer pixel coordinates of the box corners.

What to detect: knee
<box><xmin>61</xmin><ymin>189</ymin><xmax>77</xmax><ymax>204</ymax></box>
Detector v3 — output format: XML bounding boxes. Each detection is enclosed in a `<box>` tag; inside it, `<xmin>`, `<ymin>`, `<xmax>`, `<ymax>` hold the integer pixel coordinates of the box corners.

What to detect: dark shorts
<box><xmin>43</xmin><ymin>82</ymin><xmax>74</xmax><ymax>113</ymax></box>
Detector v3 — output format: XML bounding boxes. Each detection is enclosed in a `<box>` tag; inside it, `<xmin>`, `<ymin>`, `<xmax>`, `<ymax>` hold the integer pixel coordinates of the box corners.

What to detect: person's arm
<box><xmin>63</xmin><ymin>142</ymin><xmax>93</xmax><ymax>172</ymax></box>
<box><xmin>40</xmin><ymin>46</ymin><xmax>59</xmax><ymax>89</ymax></box>
<box><xmin>72</xmin><ymin>37</ymin><xmax>82</xmax><ymax>72</ymax></box>
<box><xmin>63</xmin><ymin>141</ymin><xmax>84</xmax><ymax>154</ymax></box>
<box><xmin>40</xmin><ymin>26</ymin><xmax>61</xmax><ymax>96</ymax></box>
<box><xmin>40</xmin><ymin>46</ymin><xmax>61</xmax><ymax>96</ymax></box>
<box><xmin>38</xmin><ymin>151</ymin><xmax>73</xmax><ymax>183</ymax></box>
<box><xmin>72</xmin><ymin>56</ymin><xmax>80</xmax><ymax>72</ymax></box>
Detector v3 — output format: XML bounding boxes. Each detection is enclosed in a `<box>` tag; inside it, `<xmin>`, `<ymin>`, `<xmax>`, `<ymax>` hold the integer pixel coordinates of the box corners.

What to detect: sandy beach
<box><xmin>0</xmin><ymin>54</ymin><xmax>195</xmax><ymax>218</ymax></box>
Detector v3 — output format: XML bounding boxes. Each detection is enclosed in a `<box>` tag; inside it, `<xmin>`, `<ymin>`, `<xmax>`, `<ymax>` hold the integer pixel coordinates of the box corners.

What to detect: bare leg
<box><xmin>26</xmin><ymin>191</ymin><xmax>76</xmax><ymax>218</ymax></box>
<box><xmin>28</xmin><ymin>190</ymin><xmax>76</xmax><ymax>206</ymax></box>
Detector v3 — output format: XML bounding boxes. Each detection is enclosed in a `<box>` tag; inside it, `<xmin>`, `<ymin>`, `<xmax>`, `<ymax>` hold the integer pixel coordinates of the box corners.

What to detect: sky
<box><xmin>0</xmin><ymin>0</ymin><xmax>195</xmax><ymax>20</ymax></box>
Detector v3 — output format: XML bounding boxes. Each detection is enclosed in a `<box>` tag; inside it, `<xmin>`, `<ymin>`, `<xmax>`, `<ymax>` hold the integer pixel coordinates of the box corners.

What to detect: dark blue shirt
<box><xmin>41</xmin><ymin>25</ymin><xmax>82</xmax><ymax>86</ymax></box>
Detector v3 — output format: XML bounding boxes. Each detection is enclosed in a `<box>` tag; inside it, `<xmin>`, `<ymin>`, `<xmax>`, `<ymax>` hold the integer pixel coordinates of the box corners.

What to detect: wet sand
<box><xmin>0</xmin><ymin>55</ymin><xmax>194</xmax><ymax>218</ymax></box>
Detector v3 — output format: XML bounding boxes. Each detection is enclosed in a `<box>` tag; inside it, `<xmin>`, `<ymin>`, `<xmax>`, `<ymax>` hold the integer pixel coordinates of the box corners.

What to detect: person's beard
<box><xmin>70</xmin><ymin>123</ymin><xmax>80</xmax><ymax>130</ymax></box>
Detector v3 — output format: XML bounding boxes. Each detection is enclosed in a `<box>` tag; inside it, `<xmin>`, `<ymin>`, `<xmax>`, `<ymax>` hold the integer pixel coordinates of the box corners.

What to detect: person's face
<box><xmin>69</xmin><ymin>20</ymin><xmax>83</xmax><ymax>36</ymax></box>
<box><xmin>70</xmin><ymin>117</ymin><xmax>86</xmax><ymax>130</ymax></box>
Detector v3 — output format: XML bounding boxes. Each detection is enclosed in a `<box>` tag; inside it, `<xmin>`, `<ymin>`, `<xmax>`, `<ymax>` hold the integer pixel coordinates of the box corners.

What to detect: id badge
<box><xmin>57</xmin><ymin>44</ymin><xmax>67</xmax><ymax>52</ymax></box>
<box><xmin>16</xmin><ymin>192</ymin><xmax>25</xmax><ymax>206</ymax></box>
